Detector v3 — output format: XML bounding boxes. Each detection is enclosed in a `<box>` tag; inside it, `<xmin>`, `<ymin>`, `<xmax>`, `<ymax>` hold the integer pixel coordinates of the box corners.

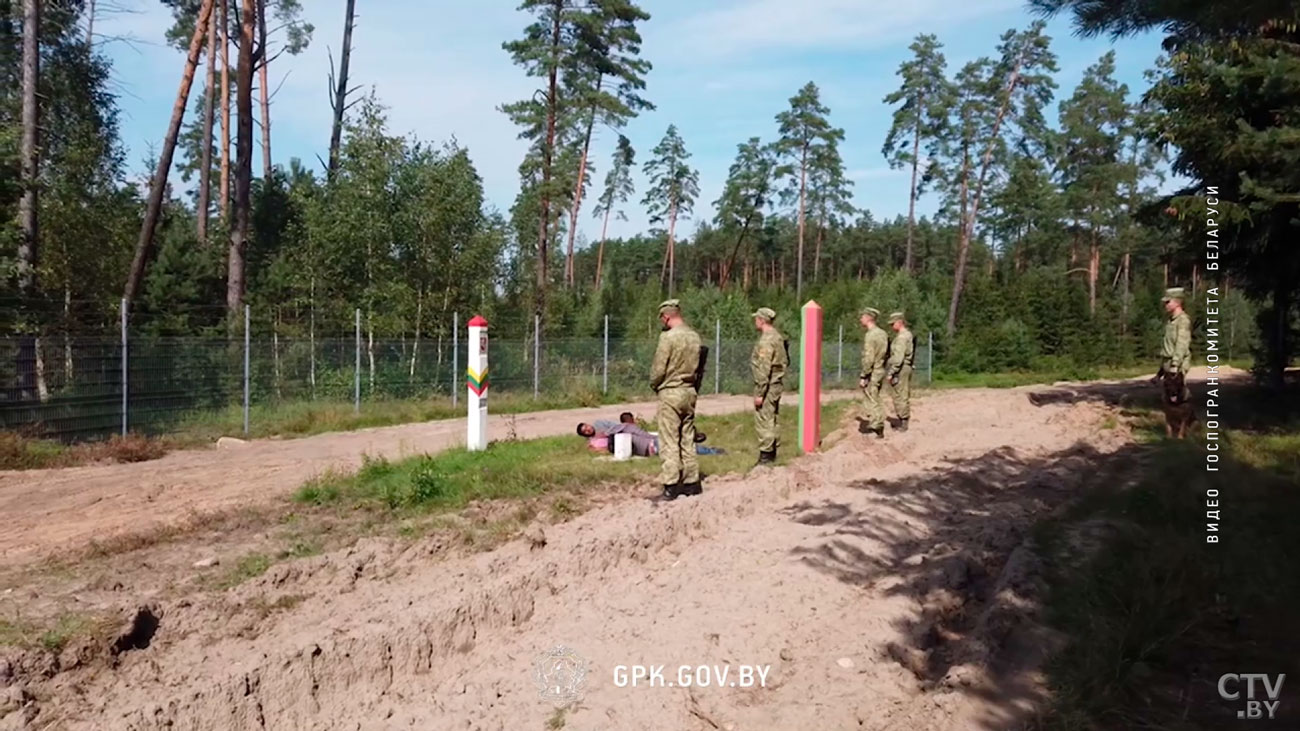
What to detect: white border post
<box><xmin>466</xmin><ymin>315</ymin><xmax>489</xmax><ymax>451</ymax></box>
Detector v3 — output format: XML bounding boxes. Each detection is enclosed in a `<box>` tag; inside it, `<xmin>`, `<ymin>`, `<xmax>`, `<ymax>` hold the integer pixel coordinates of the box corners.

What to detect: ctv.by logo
<box><xmin>1219</xmin><ymin>673</ymin><xmax>1286</xmax><ymax>720</ymax></box>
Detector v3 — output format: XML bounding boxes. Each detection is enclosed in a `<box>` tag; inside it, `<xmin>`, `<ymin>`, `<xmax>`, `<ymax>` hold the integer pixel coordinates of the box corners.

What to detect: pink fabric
<box><xmin>588</xmin><ymin>437</ymin><xmax>609</xmax><ymax>451</ymax></box>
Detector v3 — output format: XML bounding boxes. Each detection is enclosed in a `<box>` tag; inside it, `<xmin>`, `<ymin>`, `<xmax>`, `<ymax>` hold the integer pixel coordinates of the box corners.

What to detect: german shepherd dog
<box><xmin>1161</xmin><ymin>371</ymin><xmax>1195</xmax><ymax>439</ymax></box>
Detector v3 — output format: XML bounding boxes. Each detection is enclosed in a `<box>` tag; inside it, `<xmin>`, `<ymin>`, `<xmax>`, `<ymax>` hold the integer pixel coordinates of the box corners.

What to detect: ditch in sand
<box><xmin>0</xmin><ymin>369</ymin><xmax>1243</xmax><ymax>730</ymax></box>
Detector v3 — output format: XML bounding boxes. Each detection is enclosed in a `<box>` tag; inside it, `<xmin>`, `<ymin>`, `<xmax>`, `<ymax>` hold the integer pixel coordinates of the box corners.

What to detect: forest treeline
<box><xmin>1</xmin><ymin>0</ymin><xmax>1295</xmax><ymax>397</ymax></box>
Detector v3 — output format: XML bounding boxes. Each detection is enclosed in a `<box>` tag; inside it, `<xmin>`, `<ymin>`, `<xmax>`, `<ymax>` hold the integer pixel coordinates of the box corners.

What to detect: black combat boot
<box><xmin>870</xmin><ymin>427</ymin><xmax>885</xmax><ymax>440</ymax></box>
<box><xmin>755</xmin><ymin>450</ymin><xmax>775</xmax><ymax>466</ymax></box>
<box><xmin>680</xmin><ymin>481</ymin><xmax>702</xmax><ymax>496</ymax></box>
<box><xmin>897</xmin><ymin>418</ymin><xmax>909</xmax><ymax>432</ymax></box>
<box><xmin>662</xmin><ymin>483</ymin><xmax>681</xmax><ymax>501</ymax></box>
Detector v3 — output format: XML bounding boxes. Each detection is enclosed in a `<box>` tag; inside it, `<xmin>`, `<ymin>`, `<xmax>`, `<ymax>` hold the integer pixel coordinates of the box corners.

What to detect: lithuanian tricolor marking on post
<box><xmin>466</xmin><ymin>366</ymin><xmax>489</xmax><ymax>396</ymax></box>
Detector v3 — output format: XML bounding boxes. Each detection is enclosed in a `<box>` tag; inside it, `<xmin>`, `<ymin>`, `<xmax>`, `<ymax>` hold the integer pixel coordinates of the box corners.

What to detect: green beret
<box><xmin>1161</xmin><ymin>287</ymin><xmax>1185</xmax><ymax>302</ymax></box>
<box><xmin>888</xmin><ymin>311</ymin><xmax>906</xmax><ymax>323</ymax></box>
<box><xmin>752</xmin><ymin>307</ymin><xmax>776</xmax><ymax>322</ymax></box>
<box><xmin>658</xmin><ymin>299</ymin><xmax>681</xmax><ymax>313</ymax></box>
<box><xmin>861</xmin><ymin>307</ymin><xmax>880</xmax><ymax>319</ymax></box>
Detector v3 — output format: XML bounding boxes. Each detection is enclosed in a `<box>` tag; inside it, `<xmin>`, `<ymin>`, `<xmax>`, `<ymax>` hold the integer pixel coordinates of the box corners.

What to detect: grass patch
<box><xmin>931</xmin><ymin>364</ymin><xmax>1155</xmax><ymax>390</ymax></box>
<box><xmin>295</xmin><ymin>400</ymin><xmax>852</xmax><ymax>516</ymax></box>
<box><xmin>1035</xmin><ymin>391</ymin><xmax>1300</xmax><ymax>730</ymax></box>
<box><xmin>0</xmin><ymin>612</ymin><xmax>115</xmax><ymax>652</ymax></box>
<box><xmin>215</xmin><ymin>552</ymin><xmax>274</xmax><ymax>589</ymax></box>
<box><xmin>0</xmin><ymin>432</ymin><xmax>172</xmax><ymax>470</ymax></box>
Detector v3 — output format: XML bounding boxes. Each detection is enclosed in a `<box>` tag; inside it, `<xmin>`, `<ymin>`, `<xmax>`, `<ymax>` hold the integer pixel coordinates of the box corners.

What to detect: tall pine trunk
<box><xmin>665</xmin><ymin>197</ymin><xmax>679</xmax><ymax>296</ymax></box>
<box><xmin>16</xmin><ymin>0</ymin><xmax>38</xmax><ymax>401</ymax></box>
<box><xmin>720</xmin><ymin>213</ymin><xmax>754</xmax><ymax>291</ymax></box>
<box><xmin>1088</xmin><ymin>228</ymin><xmax>1099</xmax><ymax>315</ymax></box>
<box><xmin>813</xmin><ymin>216</ymin><xmax>825</xmax><ymax>283</ymax></box>
<box><xmin>327</xmin><ymin>0</ymin><xmax>356</xmax><ymax>178</ymax></box>
<box><xmin>257</xmin><ymin>0</ymin><xmax>272</xmax><ymax>178</ymax></box>
<box><xmin>1121</xmin><ymin>251</ymin><xmax>1131</xmax><ymax>336</ymax></box>
<box><xmin>197</xmin><ymin>10</ymin><xmax>217</xmax><ymax>244</ymax></box>
<box><xmin>905</xmin><ymin>107</ymin><xmax>921</xmax><ymax>273</ymax></box>
<box><xmin>227</xmin><ymin>0</ymin><xmax>256</xmax><ymax>317</ymax></box>
<box><xmin>947</xmin><ymin>58</ymin><xmax>1023</xmax><ymax>339</ymax></box>
<box><xmin>594</xmin><ymin>206</ymin><xmax>611</xmax><ymax>289</ymax></box>
<box><xmin>535</xmin><ymin>2</ymin><xmax>563</xmax><ymax>317</ymax></box>
<box><xmin>124</xmin><ymin>0</ymin><xmax>214</xmax><ymax>306</ymax></box>
<box><xmin>17</xmin><ymin>0</ymin><xmax>39</xmax><ymax>297</ymax></box>
<box><xmin>566</xmin><ymin>88</ymin><xmax>600</xmax><ymax>288</ymax></box>
<box><xmin>219</xmin><ymin>0</ymin><xmax>231</xmax><ymax>221</ymax></box>
<box><xmin>795</xmin><ymin>144</ymin><xmax>808</xmax><ymax>301</ymax></box>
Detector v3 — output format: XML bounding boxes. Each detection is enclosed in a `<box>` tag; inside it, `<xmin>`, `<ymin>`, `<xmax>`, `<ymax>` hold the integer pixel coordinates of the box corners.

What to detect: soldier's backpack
<box><xmin>693</xmin><ymin>345</ymin><xmax>710</xmax><ymax>392</ymax></box>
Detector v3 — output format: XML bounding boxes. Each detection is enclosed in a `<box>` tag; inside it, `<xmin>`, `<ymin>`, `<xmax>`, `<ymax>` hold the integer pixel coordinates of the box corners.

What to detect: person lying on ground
<box><xmin>584</xmin><ymin>421</ymin><xmax>725</xmax><ymax>457</ymax></box>
<box><xmin>576</xmin><ymin>419</ymin><xmax>708</xmax><ymax>443</ymax></box>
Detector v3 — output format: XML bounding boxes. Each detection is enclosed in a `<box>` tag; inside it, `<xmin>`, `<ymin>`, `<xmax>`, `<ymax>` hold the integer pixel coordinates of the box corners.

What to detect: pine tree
<box><xmin>591</xmin><ymin>134</ymin><xmax>635</xmax><ymax>289</ymax></box>
<box><xmin>641</xmin><ymin>124</ymin><xmax>698</xmax><ymax>296</ymax></box>
<box><xmin>560</xmin><ymin>0</ymin><xmax>652</xmax><ymax>287</ymax></box>
<box><xmin>773</xmin><ymin>81</ymin><xmax>843</xmax><ymax>300</ymax></box>
<box><xmin>713</xmin><ymin>138</ymin><xmax>776</xmax><ymax>290</ymax></box>
<box><xmin>882</xmin><ymin>34</ymin><xmax>950</xmax><ymax>273</ymax></box>
<box><xmin>806</xmin><ymin>136</ymin><xmax>854</xmax><ymax>282</ymax></box>
<box><xmin>1058</xmin><ymin>51</ymin><xmax>1129</xmax><ymax>315</ymax></box>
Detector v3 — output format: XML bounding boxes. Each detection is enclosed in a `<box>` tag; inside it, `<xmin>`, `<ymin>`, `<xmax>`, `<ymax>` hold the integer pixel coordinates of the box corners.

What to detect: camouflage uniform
<box><xmin>886</xmin><ymin>314</ymin><xmax>915</xmax><ymax>425</ymax></box>
<box><xmin>1160</xmin><ymin>289</ymin><xmax>1193</xmax><ymax>403</ymax></box>
<box><xmin>859</xmin><ymin>309</ymin><xmax>889</xmax><ymax>434</ymax></box>
<box><xmin>651</xmin><ymin>303</ymin><xmax>702</xmax><ymax>488</ymax></box>
<box><xmin>750</xmin><ymin>308</ymin><xmax>788</xmax><ymax>457</ymax></box>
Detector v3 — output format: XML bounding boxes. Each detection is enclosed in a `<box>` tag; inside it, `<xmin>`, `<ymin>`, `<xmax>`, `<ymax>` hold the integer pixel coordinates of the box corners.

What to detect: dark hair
<box><xmin>576</xmin><ymin>423</ymin><xmax>588</xmax><ymax>436</ymax></box>
<box><xmin>619</xmin><ymin>412</ymin><xmax>635</xmax><ymax>423</ymax></box>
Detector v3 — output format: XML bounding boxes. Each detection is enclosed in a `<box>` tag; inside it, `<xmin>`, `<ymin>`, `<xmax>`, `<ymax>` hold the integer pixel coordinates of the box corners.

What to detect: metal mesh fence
<box><xmin>1</xmin><ymin>312</ymin><xmax>932</xmax><ymax>443</ymax></box>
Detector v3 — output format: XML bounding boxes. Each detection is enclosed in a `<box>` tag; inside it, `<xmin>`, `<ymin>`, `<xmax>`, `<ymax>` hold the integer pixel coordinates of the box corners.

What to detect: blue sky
<box><xmin>98</xmin><ymin>0</ymin><xmax>1169</xmax><ymax>248</ymax></box>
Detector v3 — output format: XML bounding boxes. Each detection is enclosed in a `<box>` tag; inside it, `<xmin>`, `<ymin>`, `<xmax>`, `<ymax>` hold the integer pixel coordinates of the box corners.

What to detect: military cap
<box><xmin>658</xmin><ymin>299</ymin><xmax>681</xmax><ymax>313</ymax></box>
<box><xmin>888</xmin><ymin>311</ymin><xmax>906</xmax><ymax>324</ymax></box>
<box><xmin>752</xmin><ymin>307</ymin><xmax>776</xmax><ymax>322</ymax></box>
<box><xmin>861</xmin><ymin>307</ymin><xmax>880</xmax><ymax>319</ymax></box>
<box><xmin>1161</xmin><ymin>287</ymin><xmax>1186</xmax><ymax>302</ymax></box>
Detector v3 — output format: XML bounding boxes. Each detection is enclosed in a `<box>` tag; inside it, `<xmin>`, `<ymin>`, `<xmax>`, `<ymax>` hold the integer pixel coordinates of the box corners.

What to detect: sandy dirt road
<box><xmin>1</xmin><ymin>372</ymin><xmax>1229</xmax><ymax>730</ymax></box>
<box><xmin>0</xmin><ymin>392</ymin><xmax>847</xmax><ymax>566</ymax></box>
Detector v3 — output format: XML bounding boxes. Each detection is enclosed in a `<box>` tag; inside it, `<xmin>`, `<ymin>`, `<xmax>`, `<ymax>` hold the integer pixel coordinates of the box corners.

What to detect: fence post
<box><xmin>452</xmin><ymin>312</ymin><xmax>459</xmax><ymax>407</ymax></box>
<box><xmin>354</xmin><ymin>308</ymin><xmax>361</xmax><ymax>414</ymax></box>
<box><xmin>714</xmin><ymin>319</ymin><xmax>721</xmax><ymax>395</ymax></box>
<box><xmin>533</xmin><ymin>314</ymin><xmax>540</xmax><ymax>399</ymax></box>
<box><xmin>928</xmin><ymin>331</ymin><xmax>934</xmax><ymax>384</ymax></box>
<box><xmin>243</xmin><ymin>304</ymin><xmax>250</xmax><ymax>435</ymax></box>
<box><xmin>120</xmin><ymin>298</ymin><xmax>128</xmax><ymax>437</ymax></box>
<box><xmin>602</xmin><ymin>314</ymin><xmax>609</xmax><ymax>395</ymax></box>
<box><xmin>837</xmin><ymin>324</ymin><xmax>843</xmax><ymax>385</ymax></box>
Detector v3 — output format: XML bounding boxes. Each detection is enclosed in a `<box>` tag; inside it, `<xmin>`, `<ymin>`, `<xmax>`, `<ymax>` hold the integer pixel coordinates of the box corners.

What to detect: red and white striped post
<box><xmin>798</xmin><ymin>301</ymin><xmax>823</xmax><ymax>453</ymax></box>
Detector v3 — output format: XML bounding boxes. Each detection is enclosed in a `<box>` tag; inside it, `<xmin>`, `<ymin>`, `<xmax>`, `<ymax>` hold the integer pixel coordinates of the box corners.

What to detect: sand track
<box><xmin>1</xmin><ymin>372</ymin><xmax>1231</xmax><ymax>730</ymax></box>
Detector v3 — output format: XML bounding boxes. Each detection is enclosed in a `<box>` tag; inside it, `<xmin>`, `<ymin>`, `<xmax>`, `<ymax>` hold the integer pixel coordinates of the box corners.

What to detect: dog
<box><xmin>1161</xmin><ymin>371</ymin><xmax>1195</xmax><ymax>439</ymax></box>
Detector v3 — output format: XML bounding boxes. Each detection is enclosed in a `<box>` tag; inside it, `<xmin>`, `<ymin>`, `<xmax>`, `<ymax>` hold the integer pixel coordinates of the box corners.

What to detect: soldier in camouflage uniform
<box><xmin>858</xmin><ymin>307</ymin><xmax>889</xmax><ymax>439</ymax></box>
<box><xmin>650</xmin><ymin>299</ymin><xmax>703</xmax><ymax>500</ymax></box>
<box><xmin>750</xmin><ymin>307</ymin><xmax>788</xmax><ymax>466</ymax></box>
<box><xmin>886</xmin><ymin>312</ymin><xmax>915</xmax><ymax>432</ymax></box>
<box><xmin>1156</xmin><ymin>287</ymin><xmax>1194</xmax><ymax>438</ymax></box>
